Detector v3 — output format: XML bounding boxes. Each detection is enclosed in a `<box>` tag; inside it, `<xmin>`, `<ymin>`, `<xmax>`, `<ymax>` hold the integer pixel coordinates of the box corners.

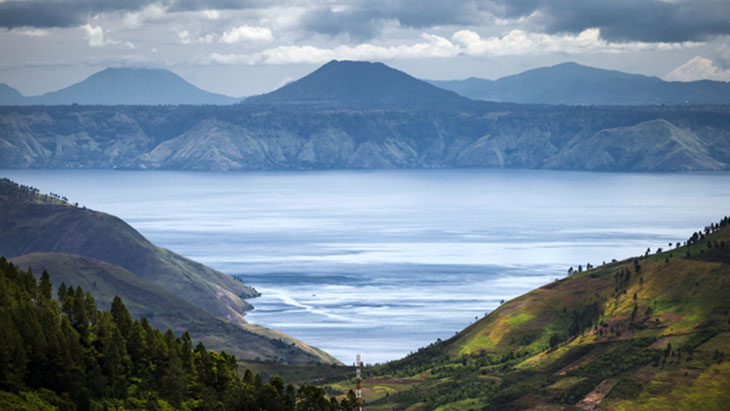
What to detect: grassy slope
<box><xmin>10</xmin><ymin>252</ymin><xmax>339</xmax><ymax>365</ymax></box>
<box><xmin>323</xmin><ymin>223</ymin><xmax>730</xmax><ymax>409</ymax></box>
<box><xmin>0</xmin><ymin>196</ymin><xmax>257</xmax><ymax>323</ymax></box>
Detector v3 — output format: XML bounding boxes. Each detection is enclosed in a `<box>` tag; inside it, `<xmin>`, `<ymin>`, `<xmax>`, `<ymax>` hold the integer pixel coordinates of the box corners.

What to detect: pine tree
<box><xmin>110</xmin><ymin>295</ymin><xmax>132</xmax><ymax>339</ymax></box>
<box><xmin>39</xmin><ymin>270</ymin><xmax>52</xmax><ymax>302</ymax></box>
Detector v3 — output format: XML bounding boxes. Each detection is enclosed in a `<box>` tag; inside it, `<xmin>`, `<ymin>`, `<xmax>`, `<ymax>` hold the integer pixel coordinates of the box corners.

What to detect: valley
<box><xmin>6</xmin><ymin>168</ymin><xmax>730</xmax><ymax>365</ymax></box>
<box><xmin>1</xmin><ymin>59</ymin><xmax>729</xmax><ymax>409</ymax></box>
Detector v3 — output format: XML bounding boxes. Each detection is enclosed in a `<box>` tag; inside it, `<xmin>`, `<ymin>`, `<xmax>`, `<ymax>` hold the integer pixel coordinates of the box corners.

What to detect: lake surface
<box><xmin>3</xmin><ymin>169</ymin><xmax>730</xmax><ymax>363</ymax></box>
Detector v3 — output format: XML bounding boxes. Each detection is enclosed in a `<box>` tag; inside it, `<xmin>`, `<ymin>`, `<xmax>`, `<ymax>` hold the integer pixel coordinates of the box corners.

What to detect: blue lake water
<box><xmin>3</xmin><ymin>168</ymin><xmax>730</xmax><ymax>363</ymax></box>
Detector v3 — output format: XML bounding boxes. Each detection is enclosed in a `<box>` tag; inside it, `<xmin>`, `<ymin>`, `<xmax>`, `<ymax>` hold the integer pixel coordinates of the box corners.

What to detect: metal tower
<box><xmin>356</xmin><ymin>354</ymin><xmax>362</xmax><ymax>411</ymax></box>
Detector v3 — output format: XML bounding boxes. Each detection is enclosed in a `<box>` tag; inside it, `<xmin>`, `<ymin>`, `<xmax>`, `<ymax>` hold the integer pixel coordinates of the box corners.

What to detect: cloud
<box><xmin>220</xmin><ymin>25</ymin><xmax>273</xmax><ymax>43</ymax></box>
<box><xmin>199</xmin><ymin>33</ymin><xmax>459</xmax><ymax>65</ymax></box>
<box><xmin>0</xmin><ymin>0</ymin><xmax>153</xmax><ymax>28</ymax></box>
<box><xmin>665</xmin><ymin>56</ymin><xmax>730</xmax><ymax>81</ymax></box>
<box><xmin>2</xmin><ymin>0</ymin><xmax>728</xmax><ymax>47</ymax></box>
<box><xmin>81</xmin><ymin>24</ymin><xmax>135</xmax><ymax>48</ymax></box>
<box><xmin>203</xmin><ymin>9</ymin><xmax>220</xmax><ymax>20</ymax></box>
<box><xmin>122</xmin><ymin>4</ymin><xmax>168</xmax><ymax>28</ymax></box>
<box><xmin>0</xmin><ymin>0</ymin><xmax>272</xmax><ymax>29</ymax></box>
<box><xmin>11</xmin><ymin>28</ymin><xmax>49</xmax><ymax>36</ymax></box>
<box><xmin>178</xmin><ymin>29</ymin><xmax>191</xmax><ymax>44</ymax></box>
<box><xmin>488</xmin><ymin>0</ymin><xmax>730</xmax><ymax>43</ymax></box>
<box><xmin>296</xmin><ymin>0</ymin><xmax>730</xmax><ymax>43</ymax></box>
<box><xmin>82</xmin><ymin>24</ymin><xmax>105</xmax><ymax>47</ymax></box>
<box><xmin>198</xmin><ymin>28</ymin><xmax>699</xmax><ymax>66</ymax></box>
<box><xmin>451</xmin><ymin>28</ymin><xmax>696</xmax><ymax>56</ymax></box>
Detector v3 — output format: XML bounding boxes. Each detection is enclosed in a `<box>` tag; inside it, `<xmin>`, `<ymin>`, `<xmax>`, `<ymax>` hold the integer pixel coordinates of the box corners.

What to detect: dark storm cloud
<box><xmin>300</xmin><ymin>0</ymin><xmax>486</xmax><ymax>41</ymax></box>
<box><xmin>0</xmin><ymin>0</ymin><xmax>268</xmax><ymax>29</ymax></box>
<box><xmin>301</xmin><ymin>0</ymin><xmax>730</xmax><ymax>43</ymax></box>
<box><xmin>2</xmin><ymin>0</ymin><xmax>729</xmax><ymax>44</ymax></box>
<box><xmin>499</xmin><ymin>0</ymin><xmax>730</xmax><ymax>43</ymax></box>
<box><xmin>0</xmin><ymin>0</ymin><xmax>153</xmax><ymax>28</ymax></box>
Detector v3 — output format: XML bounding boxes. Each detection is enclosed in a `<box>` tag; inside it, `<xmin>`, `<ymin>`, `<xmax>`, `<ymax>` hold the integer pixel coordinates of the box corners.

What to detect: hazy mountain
<box><xmin>245</xmin><ymin>60</ymin><xmax>475</xmax><ymax>109</ymax></box>
<box><xmin>0</xmin><ymin>83</ymin><xmax>24</xmax><ymax>105</ymax></box>
<box><xmin>546</xmin><ymin>119</ymin><xmax>726</xmax><ymax>171</ymax></box>
<box><xmin>429</xmin><ymin>62</ymin><xmax>730</xmax><ymax>105</ymax></box>
<box><xmin>2</xmin><ymin>104</ymin><xmax>729</xmax><ymax>172</ymax></box>
<box><xmin>24</xmin><ymin>67</ymin><xmax>237</xmax><ymax>105</ymax></box>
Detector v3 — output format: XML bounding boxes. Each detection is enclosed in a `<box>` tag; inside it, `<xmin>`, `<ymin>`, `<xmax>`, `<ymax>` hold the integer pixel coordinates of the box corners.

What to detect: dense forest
<box><xmin>0</xmin><ymin>258</ymin><xmax>358</xmax><ymax>410</ymax></box>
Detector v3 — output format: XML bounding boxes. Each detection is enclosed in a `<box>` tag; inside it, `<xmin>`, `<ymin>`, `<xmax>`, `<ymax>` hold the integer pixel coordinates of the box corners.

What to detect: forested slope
<box><xmin>0</xmin><ymin>259</ymin><xmax>358</xmax><ymax>410</ymax></box>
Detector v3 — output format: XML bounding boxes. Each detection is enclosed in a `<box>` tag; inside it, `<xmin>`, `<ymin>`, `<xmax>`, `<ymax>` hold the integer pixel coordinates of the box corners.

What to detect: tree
<box><xmin>38</xmin><ymin>270</ymin><xmax>52</xmax><ymax>302</ymax></box>
<box><xmin>110</xmin><ymin>296</ymin><xmax>132</xmax><ymax>339</ymax></box>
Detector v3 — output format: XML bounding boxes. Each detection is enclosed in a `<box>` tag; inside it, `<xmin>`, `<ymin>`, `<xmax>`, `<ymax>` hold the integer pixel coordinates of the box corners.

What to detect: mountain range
<box><xmin>1</xmin><ymin>60</ymin><xmax>730</xmax><ymax>172</ymax></box>
<box><xmin>0</xmin><ymin>68</ymin><xmax>237</xmax><ymax>105</ymax></box>
<box><xmin>2</xmin><ymin>61</ymin><xmax>730</xmax><ymax>106</ymax></box>
<box><xmin>1</xmin><ymin>100</ymin><xmax>729</xmax><ymax>172</ymax></box>
<box><xmin>429</xmin><ymin>62</ymin><xmax>730</xmax><ymax>105</ymax></box>
<box><xmin>0</xmin><ymin>178</ymin><xmax>338</xmax><ymax>364</ymax></box>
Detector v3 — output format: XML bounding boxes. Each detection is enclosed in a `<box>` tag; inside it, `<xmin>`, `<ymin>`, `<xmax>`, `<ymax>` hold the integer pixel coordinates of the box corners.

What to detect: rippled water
<box><xmin>4</xmin><ymin>168</ymin><xmax>729</xmax><ymax>363</ymax></box>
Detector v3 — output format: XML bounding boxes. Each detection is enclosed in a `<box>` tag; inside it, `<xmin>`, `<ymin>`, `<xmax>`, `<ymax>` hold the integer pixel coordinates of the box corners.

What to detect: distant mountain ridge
<box><xmin>245</xmin><ymin>60</ymin><xmax>475</xmax><ymax>109</ymax></box>
<box><xmin>2</xmin><ymin>60</ymin><xmax>730</xmax><ymax>172</ymax></box>
<box><xmin>4</xmin><ymin>61</ymin><xmax>730</xmax><ymax>107</ymax></box>
<box><xmin>2</xmin><ymin>67</ymin><xmax>237</xmax><ymax>105</ymax></box>
<box><xmin>0</xmin><ymin>83</ymin><xmax>24</xmax><ymax>105</ymax></box>
<box><xmin>2</xmin><ymin>103</ymin><xmax>729</xmax><ymax>172</ymax></box>
<box><xmin>429</xmin><ymin>62</ymin><xmax>730</xmax><ymax>105</ymax></box>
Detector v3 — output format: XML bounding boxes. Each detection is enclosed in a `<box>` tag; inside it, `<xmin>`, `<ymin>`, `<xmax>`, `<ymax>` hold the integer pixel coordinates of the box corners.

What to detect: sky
<box><xmin>1</xmin><ymin>0</ymin><xmax>730</xmax><ymax>97</ymax></box>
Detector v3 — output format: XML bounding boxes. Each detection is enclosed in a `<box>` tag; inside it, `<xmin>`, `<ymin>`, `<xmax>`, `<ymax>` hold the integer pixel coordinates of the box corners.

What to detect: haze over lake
<box><xmin>4</xmin><ymin>168</ymin><xmax>729</xmax><ymax>363</ymax></box>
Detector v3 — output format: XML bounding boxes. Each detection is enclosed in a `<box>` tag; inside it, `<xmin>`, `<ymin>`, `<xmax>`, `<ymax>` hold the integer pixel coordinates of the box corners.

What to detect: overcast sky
<box><xmin>1</xmin><ymin>0</ymin><xmax>730</xmax><ymax>97</ymax></box>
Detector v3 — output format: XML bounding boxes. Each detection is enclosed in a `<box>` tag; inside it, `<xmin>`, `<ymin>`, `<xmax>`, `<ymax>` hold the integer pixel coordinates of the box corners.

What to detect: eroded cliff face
<box><xmin>2</xmin><ymin>104</ymin><xmax>729</xmax><ymax>172</ymax></box>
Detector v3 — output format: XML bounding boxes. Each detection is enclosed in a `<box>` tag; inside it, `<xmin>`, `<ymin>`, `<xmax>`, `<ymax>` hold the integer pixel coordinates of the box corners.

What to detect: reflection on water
<box><xmin>3</xmin><ymin>168</ymin><xmax>729</xmax><ymax>363</ymax></box>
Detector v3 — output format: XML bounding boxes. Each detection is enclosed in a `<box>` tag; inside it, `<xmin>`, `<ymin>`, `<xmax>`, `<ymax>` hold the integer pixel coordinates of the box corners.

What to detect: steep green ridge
<box><xmin>325</xmin><ymin>217</ymin><xmax>730</xmax><ymax>409</ymax></box>
<box><xmin>0</xmin><ymin>179</ymin><xmax>338</xmax><ymax>364</ymax></box>
<box><xmin>0</xmin><ymin>259</ymin><xmax>353</xmax><ymax>410</ymax></box>
<box><xmin>0</xmin><ymin>194</ymin><xmax>257</xmax><ymax>322</ymax></box>
<box><xmin>9</xmin><ymin>252</ymin><xmax>335</xmax><ymax>364</ymax></box>
<box><xmin>0</xmin><ymin>177</ymin><xmax>68</xmax><ymax>205</ymax></box>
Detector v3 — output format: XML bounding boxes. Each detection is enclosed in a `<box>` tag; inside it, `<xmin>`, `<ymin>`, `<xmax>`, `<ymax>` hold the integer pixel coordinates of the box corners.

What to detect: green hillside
<box><xmin>10</xmin><ymin>252</ymin><xmax>336</xmax><ymax>364</ymax></box>
<box><xmin>0</xmin><ymin>178</ymin><xmax>338</xmax><ymax>365</ymax></box>
<box><xmin>0</xmin><ymin>177</ymin><xmax>68</xmax><ymax>205</ymax></box>
<box><xmin>0</xmin><ymin>194</ymin><xmax>258</xmax><ymax>322</ymax></box>
<box><xmin>324</xmin><ymin>217</ymin><xmax>730</xmax><ymax>410</ymax></box>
